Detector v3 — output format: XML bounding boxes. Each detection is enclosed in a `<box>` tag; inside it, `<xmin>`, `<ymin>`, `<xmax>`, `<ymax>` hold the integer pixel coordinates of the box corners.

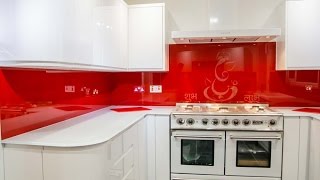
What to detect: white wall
<box><xmin>126</xmin><ymin>0</ymin><xmax>284</xmax><ymax>31</ymax></box>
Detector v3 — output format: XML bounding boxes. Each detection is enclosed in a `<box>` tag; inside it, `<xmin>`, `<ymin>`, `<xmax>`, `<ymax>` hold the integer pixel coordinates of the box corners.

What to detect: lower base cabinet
<box><xmin>144</xmin><ymin>115</ymin><xmax>170</xmax><ymax>180</ymax></box>
<box><xmin>4</xmin><ymin>145</ymin><xmax>43</xmax><ymax>180</ymax></box>
<box><xmin>0</xmin><ymin>144</ymin><xmax>4</xmax><ymax>180</ymax></box>
<box><xmin>43</xmin><ymin>144</ymin><xmax>107</xmax><ymax>180</ymax></box>
<box><xmin>2</xmin><ymin>115</ymin><xmax>170</xmax><ymax>180</ymax></box>
<box><xmin>283</xmin><ymin>117</ymin><xmax>320</xmax><ymax>180</ymax></box>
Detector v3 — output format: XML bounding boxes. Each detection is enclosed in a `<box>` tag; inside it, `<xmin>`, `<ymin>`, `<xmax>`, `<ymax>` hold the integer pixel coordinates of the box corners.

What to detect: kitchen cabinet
<box><xmin>283</xmin><ymin>116</ymin><xmax>320</xmax><ymax>180</ymax></box>
<box><xmin>3</xmin><ymin>145</ymin><xmax>43</xmax><ymax>180</ymax></box>
<box><xmin>145</xmin><ymin>115</ymin><xmax>170</xmax><ymax>180</ymax></box>
<box><xmin>0</xmin><ymin>144</ymin><xmax>4</xmax><ymax>180</ymax></box>
<box><xmin>128</xmin><ymin>3</ymin><xmax>168</xmax><ymax>71</ymax></box>
<box><xmin>0</xmin><ymin>0</ymin><xmax>128</xmax><ymax>71</ymax></box>
<box><xmin>43</xmin><ymin>144</ymin><xmax>107</xmax><ymax>180</ymax></box>
<box><xmin>308</xmin><ymin>118</ymin><xmax>320</xmax><ymax>180</ymax></box>
<box><xmin>277</xmin><ymin>0</ymin><xmax>320</xmax><ymax>70</ymax></box>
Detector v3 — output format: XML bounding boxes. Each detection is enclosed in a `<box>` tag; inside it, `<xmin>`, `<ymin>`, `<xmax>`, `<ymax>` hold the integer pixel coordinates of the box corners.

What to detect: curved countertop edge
<box><xmin>2</xmin><ymin>106</ymin><xmax>320</xmax><ymax>148</ymax></box>
<box><xmin>1</xmin><ymin>106</ymin><xmax>174</xmax><ymax>148</ymax></box>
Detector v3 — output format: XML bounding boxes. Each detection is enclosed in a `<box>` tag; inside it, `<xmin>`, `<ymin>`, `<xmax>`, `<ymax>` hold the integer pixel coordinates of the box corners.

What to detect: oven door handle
<box><xmin>173</xmin><ymin>134</ymin><xmax>223</xmax><ymax>139</ymax></box>
<box><xmin>229</xmin><ymin>135</ymin><xmax>282</xmax><ymax>140</ymax></box>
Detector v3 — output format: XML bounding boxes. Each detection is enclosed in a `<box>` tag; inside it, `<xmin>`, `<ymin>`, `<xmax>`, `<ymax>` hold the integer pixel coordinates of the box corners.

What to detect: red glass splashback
<box><xmin>110</xmin><ymin>43</ymin><xmax>320</xmax><ymax>107</ymax></box>
<box><xmin>2</xmin><ymin>42</ymin><xmax>320</xmax><ymax>139</ymax></box>
<box><xmin>0</xmin><ymin>69</ymin><xmax>111</xmax><ymax>139</ymax></box>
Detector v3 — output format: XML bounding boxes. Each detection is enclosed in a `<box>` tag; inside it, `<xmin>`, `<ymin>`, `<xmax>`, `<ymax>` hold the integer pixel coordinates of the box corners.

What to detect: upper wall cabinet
<box><xmin>128</xmin><ymin>3</ymin><xmax>168</xmax><ymax>71</ymax></box>
<box><xmin>277</xmin><ymin>0</ymin><xmax>320</xmax><ymax>70</ymax></box>
<box><xmin>0</xmin><ymin>0</ymin><xmax>128</xmax><ymax>71</ymax></box>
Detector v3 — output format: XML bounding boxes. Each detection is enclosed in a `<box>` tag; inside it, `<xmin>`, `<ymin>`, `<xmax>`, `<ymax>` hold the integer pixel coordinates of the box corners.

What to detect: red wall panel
<box><xmin>1</xmin><ymin>42</ymin><xmax>320</xmax><ymax>139</ymax></box>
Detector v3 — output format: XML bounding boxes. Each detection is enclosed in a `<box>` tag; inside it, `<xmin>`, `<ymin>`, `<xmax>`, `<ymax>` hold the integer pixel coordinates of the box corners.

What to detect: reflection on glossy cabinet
<box><xmin>128</xmin><ymin>4</ymin><xmax>168</xmax><ymax>71</ymax></box>
<box><xmin>279</xmin><ymin>0</ymin><xmax>320</xmax><ymax>70</ymax></box>
<box><xmin>4</xmin><ymin>145</ymin><xmax>43</xmax><ymax>180</ymax></box>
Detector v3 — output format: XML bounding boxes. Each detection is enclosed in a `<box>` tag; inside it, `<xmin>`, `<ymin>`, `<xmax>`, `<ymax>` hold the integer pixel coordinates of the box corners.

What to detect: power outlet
<box><xmin>65</xmin><ymin>85</ymin><xmax>75</xmax><ymax>93</ymax></box>
<box><xmin>150</xmin><ymin>85</ymin><xmax>162</xmax><ymax>93</ymax></box>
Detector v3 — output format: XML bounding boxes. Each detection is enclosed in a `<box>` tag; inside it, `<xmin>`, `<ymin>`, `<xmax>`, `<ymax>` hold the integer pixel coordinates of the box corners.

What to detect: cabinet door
<box><xmin>93</xmin><ymin>0</ymin><xmax>128</xmax><ymax>68</ymax></box>
<box><xmin>308</xmin><ymin>119</ymin><xmax>320</xmax><ymax>180</ymax></box>
<box><xmin>145</xmin><ymin>115</ymin><xmax>170</xmax><ymax>180</ymax></box>
<box><xmin>43</xmin><ymin>144</ymin><xmax>107</xmax><ymax>180</ymax></box>
<box><xmin>4</xmin><ymin>145</ymin><xmax>43</xmax><ymax>180</ymax></box>
<box><xmin>286</xmin><ymin>0</ymin><xmax>320</xmax><ymax>69</ymax></box>
<box><xmin>0</xmin><ymin>0</ymin><xmax>128</xmax><ymax>70</ymax></box>
<box><xmin>128</xmin><ymin>4</ymin><xmax>167</xmax><ymax>71</ymax></box>
<box><xmin>137</xmin><ymin>117</ymin><xmax>148</xmax><ymax>180</ymax></box>
<box><xmin>123</xmin><ymin>124</ymin><xmax>139</xmax><ymax>180</ymax></box>
<box><xmin>107</xmin><ymin>134</ymin><xmax>124</xmax><ymax>180</ymax></box>
<box><xmin>0</xmin><ymin>144</ymin><xmax>4</xmax><ymax>180</ymax></box>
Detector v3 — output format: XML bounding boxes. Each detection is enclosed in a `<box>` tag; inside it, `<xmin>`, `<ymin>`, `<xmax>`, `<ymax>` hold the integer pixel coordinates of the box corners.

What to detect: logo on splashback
<box><xmin>204</xmin><ymin>51</ymin><xmax>238</xmax><ymax>102</ymax></box>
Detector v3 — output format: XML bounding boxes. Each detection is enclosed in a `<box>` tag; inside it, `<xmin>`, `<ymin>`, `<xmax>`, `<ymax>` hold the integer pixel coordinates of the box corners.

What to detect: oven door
<box><xmin>171</xmin><ymin>130</ymin><xmax>225</xmax><ymax>175</ymax></box>
<box><xmin>225</xmin><ymin>131</ymin><xmax>283</xmax><ymax>177</ymax></box>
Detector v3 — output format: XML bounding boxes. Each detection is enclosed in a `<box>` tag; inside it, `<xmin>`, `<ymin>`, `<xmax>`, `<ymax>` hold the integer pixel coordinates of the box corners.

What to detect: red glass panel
<box><xmin>2</xmin><ymin>42</ymin><xmax>320</xmax><ymax>139</ymax></box>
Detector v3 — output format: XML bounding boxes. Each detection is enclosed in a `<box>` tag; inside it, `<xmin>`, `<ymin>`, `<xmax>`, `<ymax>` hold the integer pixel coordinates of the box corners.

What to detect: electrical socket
<box><xmin>65</xmin><ymin>85</ymin><xmax>75</xmax><ymax>93</ymax></box>
<box><xmin>150</xmin><ymin>85</ymin><xmax>162</xmax><ymax>93</ymax></box>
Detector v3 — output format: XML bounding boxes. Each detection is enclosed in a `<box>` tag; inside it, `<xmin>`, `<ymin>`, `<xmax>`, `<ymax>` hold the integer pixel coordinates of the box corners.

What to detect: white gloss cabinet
<box><xmin>43</xmin><ymin>144</ymin><xmax>107</xmax><ymax>180</ymax></box>
<box><xmin>278</xmin><ymin>0</ymin><xmax>320</xmax><ymax>70</ymax></box>
<box><xmin>282</xmin><ymin>117</ymin><xmax>320</xmax><ymax>180</ymax></box>
<box><xmin>145</xmin><ymin>115</ymin><xmax>170</xmax><ymax>180</ymax></box>
<box><xmin>128</xmin><ymin>4</ymin><xmax>168</xmax><ymax>71</ymax></box>
<box><xmin>0</xmin><ymin>144</ymin><xmax>4</xmax><ymax>180</ymax></box>
<box><xmin>0</xmin><ymin>0</ymin><xmax>128</xmax><ymax>71</ymax></box>
<box><xmin>308</xmin><ymin>118</ymin><xmax>320</xmax><ymax>180</ymax></box>
<box><xmin>3</xmin><ymin>145</ymin><xmax>43</xmax><ymax>180</ymax></box>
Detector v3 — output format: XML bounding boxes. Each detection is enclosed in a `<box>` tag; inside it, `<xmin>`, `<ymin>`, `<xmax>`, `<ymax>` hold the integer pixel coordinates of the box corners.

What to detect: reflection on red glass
<box><xmin>0</xmin><ymin>69</ymin><xmax>111</xmax><ymax>139</ymax></box>
<box><xmin>2</xmin><ymin>43</ymin><xmax>320</xmax><ymax>139</ymax></box>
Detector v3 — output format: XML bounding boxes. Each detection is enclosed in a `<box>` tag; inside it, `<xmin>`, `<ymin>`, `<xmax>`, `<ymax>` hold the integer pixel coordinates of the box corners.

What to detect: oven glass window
<box><xmin>236</xmin><ymin>141</ymin><xmax>271</xmax><ymax>168</ymax></box>
<box><xmin>181</xmin><ymin>139</ymin><xmax>214</xmax><ymax>166</ymax></box>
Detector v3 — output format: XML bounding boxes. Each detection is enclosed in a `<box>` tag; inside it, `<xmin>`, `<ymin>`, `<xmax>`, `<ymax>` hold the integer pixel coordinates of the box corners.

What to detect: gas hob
<box><xmin>171</xmin><ymin>103</ymin><xmax>283</xmax><ymax>131</ymax></box>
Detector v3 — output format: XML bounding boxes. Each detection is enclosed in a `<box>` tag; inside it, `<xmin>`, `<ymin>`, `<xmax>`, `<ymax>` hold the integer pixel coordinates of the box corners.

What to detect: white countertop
<box><xmin>2</xmin><ymin>106</ymin><xmax>173</xmax><ymax>148</ymax></box>
<box><xmin>271</xmin><ymin>107</ymin><xmax>320</xmax><ymax>120</ymax></box>
<box><xmin>2</xmin><ymin>106</ymin><xmax>320</xmax><ymax>148</ymax></box>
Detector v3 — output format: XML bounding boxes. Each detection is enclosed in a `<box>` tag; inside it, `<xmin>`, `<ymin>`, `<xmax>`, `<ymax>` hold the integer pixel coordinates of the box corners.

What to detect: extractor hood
<box><xmin>171</xmin><ymin>28</ymin><xmax>281</xmax><ymax>44</ymax></box>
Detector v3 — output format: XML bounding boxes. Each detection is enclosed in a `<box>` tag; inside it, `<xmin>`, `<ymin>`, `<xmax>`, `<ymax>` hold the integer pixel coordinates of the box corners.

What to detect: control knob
<box><xmin>187</xmin><ymin>118</ymin><xmax>195</xmax><ymax>125</ymax></box>
<box><xmin>176</xmin><ymin>118</ymin><xmax>185</xmax><ymax>125</ymax></box>
<box><xmin>212</xmin><ymin>119</ymin><xmax>219</xmax><ymax>126</ymax></box>
<box><xmin>232</xmin><ymin>119</ymin><xmax>240</xmax><ymax>126</ymax></box>
<box><xmin>222</xmin><ymin>119</ymin><xmax>229</xmax><ymax>126</ymax></box>
<box><xmin>269</xmin><ymin>119</ymin><xmax>277</xmax><ymax>126</ymax></box>
<box><xmin>202</xmin><ymin>118</ymin><xmax>209</xmax><ymax>125</ymax></box>
<box><xmin>243</xmin><ymin>119</ymin><xmax>251</xmax><ymax>126</ymax></box>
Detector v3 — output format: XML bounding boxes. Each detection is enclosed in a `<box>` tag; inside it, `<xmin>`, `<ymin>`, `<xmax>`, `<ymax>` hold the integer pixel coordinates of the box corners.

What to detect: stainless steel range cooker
<box><xmin>170</xmin><ymin>103</ymin><xmax>284</xmax><ymax>180</ymax></box>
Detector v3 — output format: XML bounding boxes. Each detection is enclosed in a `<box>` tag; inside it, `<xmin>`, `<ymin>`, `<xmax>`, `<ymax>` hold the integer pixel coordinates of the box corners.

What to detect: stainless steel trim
<box><xmin>229</xmin><ymin>135</ymin><xmax>282</xmax><ymax>140</ymax></box>
<box><xmin>171</xmin><ymin>128</ymin><xmax>283</xmax><ymax>132</ymax></box>
<box><xmin>173</xmin><ymin>135</ymin><xmax>223</xmax><ymax>139</ymax></box>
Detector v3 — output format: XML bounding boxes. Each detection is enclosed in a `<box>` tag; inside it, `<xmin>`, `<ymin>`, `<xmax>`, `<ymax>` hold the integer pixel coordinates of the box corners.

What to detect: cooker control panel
<box><xmin>171</xmin><ymin>115</ymin><xmax>284</xmax><ymax>131</ymax></box>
